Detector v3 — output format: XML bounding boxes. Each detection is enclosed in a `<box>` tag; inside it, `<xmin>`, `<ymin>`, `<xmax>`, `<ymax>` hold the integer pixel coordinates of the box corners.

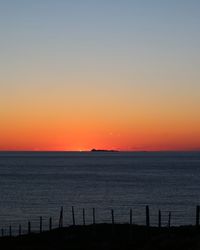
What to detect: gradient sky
<box><xmin>1</xmin><ymin>0</ymin><xmax>200</xmax><ymax>151</ymax></box>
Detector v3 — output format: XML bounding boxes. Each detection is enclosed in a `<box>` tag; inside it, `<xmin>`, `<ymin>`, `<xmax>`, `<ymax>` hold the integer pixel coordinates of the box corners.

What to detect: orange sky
<box><xmin>1</xmin><ymin>95</ymin><xmax>200</xmax><ymax>151</ymax></box>
<box><xmin>1</xmin><ymin>71</ymin><xmax>200</xmax><ymax>151</ymax></box>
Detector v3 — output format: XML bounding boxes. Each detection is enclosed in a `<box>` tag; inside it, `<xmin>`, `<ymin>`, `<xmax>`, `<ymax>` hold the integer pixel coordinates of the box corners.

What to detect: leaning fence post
<box><xmin>28</xmin><ymin>221</ymin><xmax>31</xmax><ymax>234</ymax></box>
<box><xmin>83</xmin><ymin>208</ymin><xmax>86</xmax><ymax>226</ymax></box>
<box><xmin>146</xmin><ymin>206</ymin><xmax>150</xmax><ymax>227</ymax></box>
<box><xmin>158</xmin><ymin>210</ymin><xmax>161</xmax><ymax>228</ymax></box>
<box><xmin>49</xmin><ymin>217</ymin><xmax>52</xmax><ymax>231</ymax></box>
<box><xmin>72</xmin><ymin>206</ymin><xmax>75</xmax><ymax>226</ymax></box>
<box><xmin>59</xmin><ymin>207</ymin><xmax>63</xmax><ymax>228</ymax></box>
<box><xmin>93</xmin><ymin>208</ymin><xmax>96</xmax><ymax>225</ymax></box>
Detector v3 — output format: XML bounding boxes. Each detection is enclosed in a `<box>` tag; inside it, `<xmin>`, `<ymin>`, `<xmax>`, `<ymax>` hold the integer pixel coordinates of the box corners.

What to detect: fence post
<box><xmin>111</xmin><ymin>209</ymin><xmax>115</xmax><ymax>237</ymax></box>
<box><xmin>111</xmin><ymin>209</ymin><xmax>114</xmax><ymax>225</ymax></box>
<box><xmin>146</xmin><ymin>206</ymin><xmax>150</xmax><ymax>227</ymax></box>
<box><xmin>158</xmin><ymin>210</ymin><xmax>161</xmax><ymax>228</ymax></box>
<box><xmin>72</xmin><ymin>206</ymin><xmax>75</xmax><ymax>226</ymax></box>
<box><xmin>168</xmin><ymin>212</ymin><xmax>171</xmax><ymax>228</ymax></box>
<box><xmin>40</xmin><ymin>216</ymin><xmax>43</xmax><ymax>233</ymax></box>
<box><xmin>93</xmin><ymin>208</ymin><xmax>96</xmax><ymax>225</ymax></box>
<box><xmin>59</xmin><ymin>207</ymin><xmax>63</xmax><ymax>228</ymax></box>
<box><xmin>28</xmin><ymin>221</ymin><xmax>31</xmax><ymax>234</ymax></box>
<box><xmin>130</xmin><ymin>209</ymin><xmax>132</xmax><ymax>225</ymax></box>
<box><xmin>49</xmin><ymin>217</ymin><xmax>52</xmax><ymax>231</ymax></box>
<box><xmin>196</xmin><ymin>205</ymin><xmax>200</xmax><ymax>227</ymax></box>
<box><xmin>19</xmin><ymin>224</ymin><xmax>21</xmax><ymax>236</ymax></box>
<box><xmin>9</xmin><ymin>225</ymin><xmax>12</xmax><ymax>237</ymax></box>
<box><xmin>129</xmin><ymin>208</ymin><xmax>133</xmax><ymax>241</ymax></box>
<box><xmin>83</xmin><ymin>208</ymin><xmax>86</xmax><ymax>226</ymax></box>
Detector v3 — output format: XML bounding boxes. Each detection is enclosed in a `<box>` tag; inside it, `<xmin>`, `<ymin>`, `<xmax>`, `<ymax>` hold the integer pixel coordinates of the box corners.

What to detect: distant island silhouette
<box><xmin>91</xmin><ymin>149</ymin><xmax>119</xmax><ymax>152</ymax></box>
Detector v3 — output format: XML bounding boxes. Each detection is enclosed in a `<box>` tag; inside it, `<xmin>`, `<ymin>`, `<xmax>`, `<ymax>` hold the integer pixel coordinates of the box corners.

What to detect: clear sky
<box><xmin>0</xmin><ymin>0</ymin><xmax>200</xmax><ymax>151</ymax></box>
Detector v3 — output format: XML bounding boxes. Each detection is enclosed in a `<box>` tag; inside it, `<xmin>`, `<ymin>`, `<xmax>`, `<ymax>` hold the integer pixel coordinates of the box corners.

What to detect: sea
<box><xmin>0</xmin><ymin>151</ymin><xmax>200</xmax><ymax>234</ymax></box>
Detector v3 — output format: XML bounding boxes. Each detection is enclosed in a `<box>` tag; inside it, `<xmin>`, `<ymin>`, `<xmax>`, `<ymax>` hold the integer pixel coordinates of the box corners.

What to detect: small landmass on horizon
<box><xmin>91</xmin><ymin>148</ymin><xmax>119</xmax><ymax>152</ymax></box>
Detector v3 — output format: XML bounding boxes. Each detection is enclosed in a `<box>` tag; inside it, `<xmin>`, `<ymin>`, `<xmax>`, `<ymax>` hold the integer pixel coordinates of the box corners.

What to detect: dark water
<box><xmin>0</xmin><ymin>151</ymin><xmax>200</xmax><ymax>233</ymax></box>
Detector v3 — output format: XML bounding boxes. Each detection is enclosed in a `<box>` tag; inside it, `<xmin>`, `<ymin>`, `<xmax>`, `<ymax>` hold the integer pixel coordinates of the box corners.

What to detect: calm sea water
<box><xmin>0</xmin><ymin>151</ymin><xmax>200</xmax><ymax>233</ymax></box>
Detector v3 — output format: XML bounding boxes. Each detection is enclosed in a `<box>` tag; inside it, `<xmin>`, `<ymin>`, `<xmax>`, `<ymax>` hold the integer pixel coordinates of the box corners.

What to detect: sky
<box><xmin>0</xmin><ymin>0</ymin><xmax>200</xmax><ymax>151</ymax></box>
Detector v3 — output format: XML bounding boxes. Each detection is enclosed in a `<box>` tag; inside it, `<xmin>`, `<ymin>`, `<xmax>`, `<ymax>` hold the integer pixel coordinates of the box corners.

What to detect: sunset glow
<box><xmin>1</xmin><ymin>0</ymin><xmax>200</xmax><ymax>151</ymax></box>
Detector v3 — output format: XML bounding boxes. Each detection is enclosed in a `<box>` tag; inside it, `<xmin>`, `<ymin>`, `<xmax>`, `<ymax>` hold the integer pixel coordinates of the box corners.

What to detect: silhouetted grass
<box><xmin>0</xmin><ymin>224</ymin><xmax>200</xmax><ymax>249</ymax></box>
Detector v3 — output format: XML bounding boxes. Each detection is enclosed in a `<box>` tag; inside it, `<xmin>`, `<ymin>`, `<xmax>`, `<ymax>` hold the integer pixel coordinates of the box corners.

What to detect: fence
<box><xmin>1</xmin><ymin>205</ymin><xmax>200</xmax><ymax>237</ymax></box>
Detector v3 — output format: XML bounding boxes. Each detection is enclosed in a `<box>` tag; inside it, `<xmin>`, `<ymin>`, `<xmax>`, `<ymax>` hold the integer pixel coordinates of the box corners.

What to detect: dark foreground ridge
<box><xmin>1</xmin><ymin>224</ymin><xmax>200</xmax><ymax>250</ymax></box>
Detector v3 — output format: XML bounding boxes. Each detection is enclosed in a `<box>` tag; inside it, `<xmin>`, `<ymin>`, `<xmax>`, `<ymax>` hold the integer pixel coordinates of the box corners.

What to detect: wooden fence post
<box><xmin>93</xmin><ymin>208</ymin><xmax>96</xmax><ymax>225</ymax></box>
<box><xmin>59</xmin><ymin>207</ymin><xmax>63</xmax><ymax>228</ymax></box>
<box><xmin>40</xmin><ymin>216</ymin><xmax>43</xmax><ymax>233</ymax></box>
<box><xmin>130</xmin><ymin>209</ymin><xmax>132</xmax><ymax>225</ymax></box>
<box><xmin>158</xmin><ymin>210</ymin><xmax>161</xmax><ymax>228</ymax></box>
<box><xmin>49</xmin><ymin>217</ymin><xmax>52</xmax><ymax>231</ymax></box>
<box><xmin>111</xmin><ymin>209</ymin><xmax>115</xmax><ymax>237</ymax></box>
<box><xmin>196</xmin><ymin>205</ymin><xmax>200</xmax><ymax>227</ymax></box>
<box><xmin>19</xmin><ymin>224</ymin><xmax>21</xmax><ymax>236</ymax></box>
<box><xmin>168</xmin><ymin>212</ymin><xmax>171</xmax><ymax>228</ymax></box>
<box><xmin>129</xmin><ymin>208</ymin><xmax>133</xmax><ymax>241</ymax></box>
<box><xmin>146</xmin><ymin>206</ymin><xmax>150</xmax><ymax>227</ymax></box>
<box><xmin>83</xmin><ymin>208</ymin><xmax>86</xmax><ymax>226</ymax></box>
<box><xmin>9</xmin><ymin>225</ymin><xmax>12</xmax><ymax>237</ymax></box>
<box><xmin>111</xmin><ymin>209</ymin><xmax>114</xmax><ymax>225</ymax></box>
<box><xmin>28</xmin><ymin>221</ymin><xmax>31</xmax><ymax>234</ymax></box>
<box><xmin>72</xmin><ymin>206</ymin><xmax>75</xmax><ymax>226</ymax></box>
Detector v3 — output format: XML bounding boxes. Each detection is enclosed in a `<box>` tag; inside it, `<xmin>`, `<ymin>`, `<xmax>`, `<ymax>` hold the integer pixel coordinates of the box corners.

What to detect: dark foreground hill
<box><xmin>0</xmin><ymin>224</ymin><xmax>200</xmax><ymax>250</ymax></box>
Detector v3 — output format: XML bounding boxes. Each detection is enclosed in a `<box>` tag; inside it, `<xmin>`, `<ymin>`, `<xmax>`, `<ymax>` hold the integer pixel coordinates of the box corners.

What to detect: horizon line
<box><xmin>0</xmin><ymin>150</ymin><xmax>200</xmax><ymax>153</ymax></box>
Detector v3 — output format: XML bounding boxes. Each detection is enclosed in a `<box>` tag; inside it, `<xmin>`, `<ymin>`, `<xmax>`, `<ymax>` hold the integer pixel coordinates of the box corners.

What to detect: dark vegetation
<box><xmin>1</xmin><ymin>224</ymin><xmax>200</xmax><ymax>250</ymax></box>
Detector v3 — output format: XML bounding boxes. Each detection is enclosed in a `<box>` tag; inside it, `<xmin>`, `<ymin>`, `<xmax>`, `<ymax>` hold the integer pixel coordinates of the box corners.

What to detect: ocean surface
<box><xmin>0</xmin><ymin>151</ymin><xmax>200</xmax><ymax>233</ymax></box>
